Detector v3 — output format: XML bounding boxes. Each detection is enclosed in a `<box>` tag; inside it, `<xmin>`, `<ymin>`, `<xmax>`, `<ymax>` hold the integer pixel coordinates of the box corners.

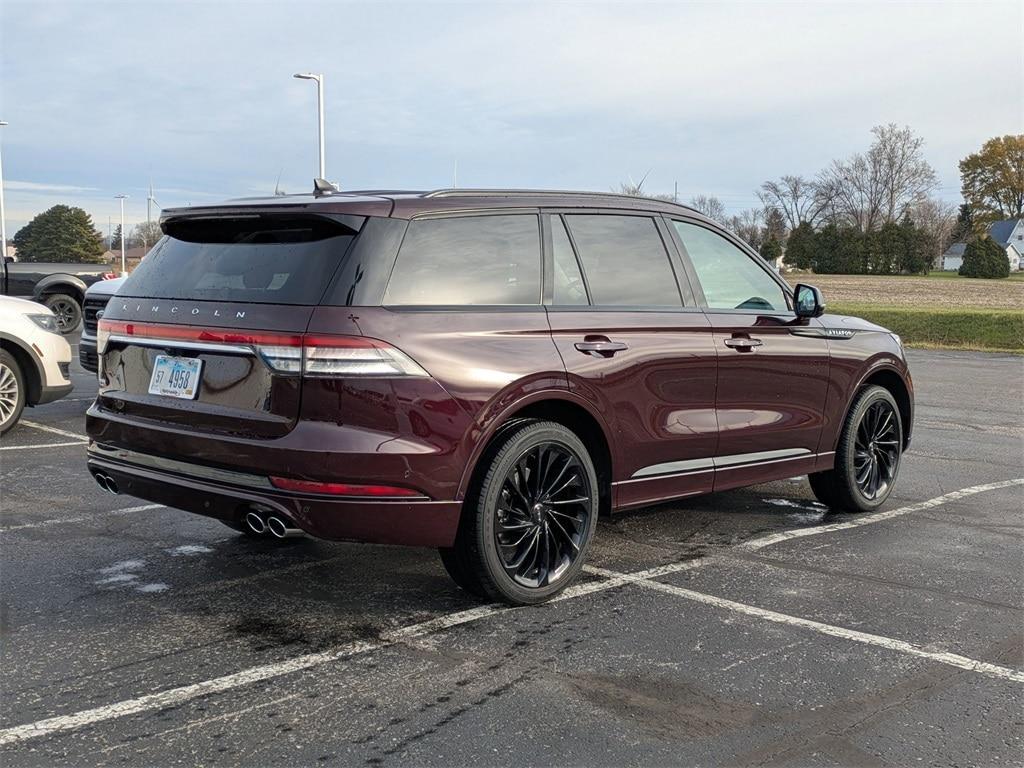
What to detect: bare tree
<box><xmin>614</xmin><ymin>179</ymin><xmax>675</xmax><ymax>203</ymax></box>
<box><xmin>757</xmin><ymin>175</ymin><xmax>829</xmax><ymax>230</ymax></box>
<box><xmin>688</xmin><ymin>194</ymin><xmax>727</xmax><ymax>224</ymax></box>
<box><xmin>909</xmin><ymin>198</ymin><xmax>957</xmax><ymax>269</ymax></box>
<box><xmin>726</xmin><ymin>208</ymin><xmax>765</xmax><ymax>248</ymax></box>
<box><xmin>819</xmin><ymin>124</ymin><xmax>938</xmax><ymax>231</ymax></box>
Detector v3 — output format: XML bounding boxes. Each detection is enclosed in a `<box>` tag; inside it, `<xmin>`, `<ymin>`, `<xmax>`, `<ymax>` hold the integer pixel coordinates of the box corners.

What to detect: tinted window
<box><xmin>384</xmin><ymin>215</ymin><xmax>540</xmax><ymax>305</ymax></box>
<box><xmin>120</xmin><ymin>216</ymin><xmax>359</xmax><ymax>305</ymax></box>
<box><xmin>325</xmin><ymin>217</ymin><xmax>408</xmax><ymax>306</ymax></box>
<box><xmin>564</xmin><ymin>215</ymin><xmax>681</xmax><ymax>306</ymax></box>
<box><xmin>550</xmin><ymin>216</ymin><xmax>588</xmax><ymax>305</ymax></box>
<box><xmin>673</xmin><ymin>221</ymin><xmax>788</xmax><ymax>312</ymax></box>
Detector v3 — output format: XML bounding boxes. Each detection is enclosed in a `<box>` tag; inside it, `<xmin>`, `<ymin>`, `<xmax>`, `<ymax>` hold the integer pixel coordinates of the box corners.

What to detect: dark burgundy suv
<box><xmin>87</xmin><ymin>189</ymin><xmax>913</xmax><ymax>604</ymax></box>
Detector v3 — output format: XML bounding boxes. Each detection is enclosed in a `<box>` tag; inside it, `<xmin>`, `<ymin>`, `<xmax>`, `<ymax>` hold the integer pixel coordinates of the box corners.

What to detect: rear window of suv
<box><xmin>383</xmin><ymin>215</ymin><xmax>541</xmax><ymax>305</ymax></box>
<box><xmin>119</xmin><ymin>216</ymin><xmax>360</xmax><ymax>305</ymax></box>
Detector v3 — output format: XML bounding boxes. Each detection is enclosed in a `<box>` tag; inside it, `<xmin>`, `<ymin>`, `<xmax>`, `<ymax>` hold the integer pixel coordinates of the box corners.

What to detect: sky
<box><xmin>1</xmin><ymin>0</ymin><xmax>1021</xmax><ymax>239</ymax></box>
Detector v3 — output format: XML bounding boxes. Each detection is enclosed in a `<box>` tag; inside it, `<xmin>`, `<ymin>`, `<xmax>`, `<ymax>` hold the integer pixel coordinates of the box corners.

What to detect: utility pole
<box><xmin>115</xmin><ymin>194</ymin><xmax>128</xmax><ymax>274</ymax></box>
<box><xmin>0</xmin><ymin>121</ymin><xmax>8</xmax><ymax>258</ymax></box>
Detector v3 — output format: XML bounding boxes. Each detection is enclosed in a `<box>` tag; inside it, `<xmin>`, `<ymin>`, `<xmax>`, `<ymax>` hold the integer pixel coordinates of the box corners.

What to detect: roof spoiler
<box><xmin>313</xmin><ymin>178</ymin><xmax>339</xmax><ymax>197</ymax></box>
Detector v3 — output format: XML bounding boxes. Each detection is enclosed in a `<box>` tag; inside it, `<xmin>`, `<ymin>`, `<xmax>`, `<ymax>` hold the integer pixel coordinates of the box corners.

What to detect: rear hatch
<box><xmin>96</xmin><ymin>213</ymin><xmax>362</xmax><ymax>438</ymax></box>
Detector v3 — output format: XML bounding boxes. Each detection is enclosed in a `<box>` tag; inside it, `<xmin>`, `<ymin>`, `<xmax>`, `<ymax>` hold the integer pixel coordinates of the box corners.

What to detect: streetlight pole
<box><xmin>293</xmin><ymin>73</ymin><xmax>325</xmax><ymax>180</ymax></box>
<box><xmin>115</xmin><ymin>194</ymin><xmax>128</xmax><ymax>275</ymax></box>
<box><xmin>0</xmin><ymin>121</ymin><xmax>8</xmax><ymax>259</ymax></box>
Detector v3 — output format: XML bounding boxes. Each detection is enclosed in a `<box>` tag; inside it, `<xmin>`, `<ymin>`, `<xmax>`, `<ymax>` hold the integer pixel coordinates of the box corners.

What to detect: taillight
<box><xmin>269</xmin><ymin>476</ymin><xmax>423</xmax><ymax>498</ymax></box>
<box><xmin>96</xmin><ymin>320</ymin><xmax>428</xmax><ymax>378</ymax></box>
<box><xmin>301</xmin><ymin>336</ymin><xmax>428</xmax><ymax>377</ymax></box>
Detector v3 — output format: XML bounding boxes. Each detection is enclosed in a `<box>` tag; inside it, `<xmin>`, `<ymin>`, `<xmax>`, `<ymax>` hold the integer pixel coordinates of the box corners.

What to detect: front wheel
<box><xmin>809</xmin><ymin>385</ymin><xmax>903</xmax><ymax>512</ymax></box>
<box><xmin>440</xmin><ymin>420</ymin><xmax>599</xmax><ymax>605</ymax></box>
<box><xmin>0</xmin><ymin>350</ymin><xmax>27</xmax><ymax>435</ymax></box>
<box><xmin>43</xmin><ymin>294</ymin><xmax>83</xmax><ymax>334</ymax></box>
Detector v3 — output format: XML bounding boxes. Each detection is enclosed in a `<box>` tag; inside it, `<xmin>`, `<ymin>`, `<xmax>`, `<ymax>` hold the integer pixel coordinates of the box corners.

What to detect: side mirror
<box><xmin>3</xmin><ymin>256</ymin><xmax>13</xmax><ymax>264</ymax></box>
<box><xmin>794</xmin><ymin>283</ymin><xmax>825</xmax><ymax>318</ymax></box>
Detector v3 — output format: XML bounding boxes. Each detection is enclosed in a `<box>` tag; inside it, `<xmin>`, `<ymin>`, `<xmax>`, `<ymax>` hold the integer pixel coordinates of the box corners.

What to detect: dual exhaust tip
<box><xmin>91</xmin><ymin>471</ymin><xmax>301</xmax><ymax>539</ymax></box>
<box><xmin>93</xmin><ymin>472</ymin><xmax>120</xmax><ymax>495</ymax></box>
<box><xmin>244</xmin><ymin>510</ymin><xmax>303</xmax><ymax>539</ymax></box>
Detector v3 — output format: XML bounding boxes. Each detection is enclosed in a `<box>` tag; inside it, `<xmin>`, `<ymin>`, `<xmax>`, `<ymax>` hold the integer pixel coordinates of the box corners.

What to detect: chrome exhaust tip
<box><xmin>93</xmin><ymin>472</ymin><xmax>119</xmax><ymax>494</ymax></box>
<box><xmin>267</xmin><ymin>515</ymin><xmax>303</xmax><ymax>538</ymax></box>
<box><xmin>244</xmin><ymin>511</ymin><xmax>267</xmax><ymax>535</ymax></box>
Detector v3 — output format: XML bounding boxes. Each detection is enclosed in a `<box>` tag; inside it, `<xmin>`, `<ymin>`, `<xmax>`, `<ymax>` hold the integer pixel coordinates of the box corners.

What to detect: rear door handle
<box><xmin>723</xmin><ymin>337</ymin><xmax>763</xmax><ymax>351</ymax></box>
<box><xmin>575</xmin><ymin>340</ymin><xmax>628</xmax><ymax>357</ymax></box>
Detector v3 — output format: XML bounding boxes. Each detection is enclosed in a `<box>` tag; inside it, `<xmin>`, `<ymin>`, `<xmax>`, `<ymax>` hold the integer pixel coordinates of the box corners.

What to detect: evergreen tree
<box><xmin>959</xmin><ymin>237</ymin><xmax>1010</xmax><ymax>278</ymax></box>
<box><xmin>898</xmin><ymin>216</ymin><xmax>929</xmax><ymax>274</ymax></box>
<box><xmin>111</xmin><ymin>224</ymin><xmax>123</xmax><ymax>250</ymax></box>
<box><xmin>784</xmin><ymin>222</ymin><xmax>816</xmax><ymax>270</ymax></box>
<box><xmin>759</xmin><ymin>238</ymin><xmax>782</xmax><ymax>266</ymax></box>
<box><xmin>12</xmin><ymin>205</ymin><xmax>105</xmax><ymax>263</ymax></box>
<box><xmin>950</xmin><ymin>203</ymin><xmax>976</xmax><ymax>242</ymax></box>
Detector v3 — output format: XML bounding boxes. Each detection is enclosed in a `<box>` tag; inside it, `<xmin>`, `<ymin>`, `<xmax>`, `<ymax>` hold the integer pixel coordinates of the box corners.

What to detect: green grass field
<box><xmin>828</xmin><ymin>304</ymin><xmax>1024</xmax><ymax>353</ymax></box>
<box><xmin>785</xmin><ymin>273</ymin><xmax>1024</xmax><ymax>352</ymax></box>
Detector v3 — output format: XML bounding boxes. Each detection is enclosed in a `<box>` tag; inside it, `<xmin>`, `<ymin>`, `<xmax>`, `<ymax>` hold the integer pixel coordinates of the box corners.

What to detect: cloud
<box><xmin>1</xmin><ymin>0</ymin><xmax>1020</xmax><ymax>235</ymax></box>
<box><xmin>5</xmin><ymin>180</ymin><xmax>100</xmax><ymax>194</ymax></box>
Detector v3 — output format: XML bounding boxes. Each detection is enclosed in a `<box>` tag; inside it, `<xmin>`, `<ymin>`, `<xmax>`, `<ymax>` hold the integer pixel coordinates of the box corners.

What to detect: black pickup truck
<box><xmin>1</xmin><ymin>257</ymin><xmax>113</xmax><ymax>334</ymax></box>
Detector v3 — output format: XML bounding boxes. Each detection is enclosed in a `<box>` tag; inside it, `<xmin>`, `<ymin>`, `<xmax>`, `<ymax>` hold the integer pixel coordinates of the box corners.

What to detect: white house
<box><xmin>987</xmin><ymin>218</ymin><xmax>1024</xmax><ymax>271</ymax></box>
<box><xmin>941</xmin><ymin>242</ymin><xmax>966</xmax><ymax>271</ymax></box>
<box><xmin>939</xmin><ymin>218</ymin><xmax>1024</xmax><ymax>272</ymax></box>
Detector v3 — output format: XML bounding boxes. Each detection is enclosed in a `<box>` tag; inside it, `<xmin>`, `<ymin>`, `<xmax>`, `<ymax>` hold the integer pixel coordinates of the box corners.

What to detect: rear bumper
<box><xmin>86</xmin><ymin>443</ymin><xmax>461</xmax><ymax>547</ymax></box>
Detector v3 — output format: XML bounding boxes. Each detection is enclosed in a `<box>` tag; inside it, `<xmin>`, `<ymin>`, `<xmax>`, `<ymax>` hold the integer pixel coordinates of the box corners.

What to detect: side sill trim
<box><xmin>623</xmin><ymin>448</ymin><xmax>816</xmax><ymax>483</ymax></box>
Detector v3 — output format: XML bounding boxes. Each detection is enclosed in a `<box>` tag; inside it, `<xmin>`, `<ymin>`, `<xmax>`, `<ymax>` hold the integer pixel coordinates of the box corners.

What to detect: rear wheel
<box><xmin>43</xmin><ymin>294</ymin><xmax>82</xmax><ymax>334</ymax></box>
<box><xmin>0</xmin><ymin>350</ymin><xmax>26</xmax><ymax>435</ymax></box>
<box><xmin>440</xmin><ymin>420</ymin><xmax>598</xmax><ymax>605</ymax></box>
<box><xmin>809</xmin><ymin>385</ymin><xmax>903</xmax><ymax>512</ymax></box>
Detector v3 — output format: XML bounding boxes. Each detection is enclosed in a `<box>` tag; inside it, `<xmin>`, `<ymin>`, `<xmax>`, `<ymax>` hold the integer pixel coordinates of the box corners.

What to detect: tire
<box><xmin>809</xmin><ymin>385</ymin><xmax>903</xmax><ymax>513</ymax></box>
<box><xmin>441</xmin><ymin>420</ymin><xmax>599</xmax><ymax>605</ymax></box>
<box><xmin>0</xmin><ymin>350</ymin><xmax>27</xmax><ymax>435</ymax></box>
<box><xmin>42</xmin><ymin>293</ymin><xmax>83</xmax><ymax>334</ymax></box>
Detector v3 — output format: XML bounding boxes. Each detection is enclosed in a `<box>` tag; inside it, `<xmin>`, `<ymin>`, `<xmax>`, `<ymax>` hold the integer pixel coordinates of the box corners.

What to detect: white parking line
<box><xmin>18</xmin><ymin>420</ymin><xmax>88</xmax><ymax>441</ymax></box>
<box><xmin>0</xmin><ymin>504</ymin><xmax>163</xmax><ymax>534</ymax></box>
<box><xmin>586</xmin><ymin>565</ymin><xmax>1024</xmax><ymax>684</ymax></box>
<box><xmin>0</xmin><ymin>478</ymin><xmax>1020</xmax><ymax>746</ymax></box>
<box><xmin>741</xmin><ymin>478</ymin><xmax>1024</xmax><ymax>552</ymax></box>
<box><xmin>0</xmin><ymin>440</ymin><xmax>85</xmax><ymax>452</ymax></box>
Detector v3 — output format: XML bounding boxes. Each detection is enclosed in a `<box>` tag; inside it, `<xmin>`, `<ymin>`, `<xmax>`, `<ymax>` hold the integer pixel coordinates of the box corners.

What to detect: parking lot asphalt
<box><xmin>1</xmin><ymin>345</ymin><xmax>1021</xmax><ymax>766</ymax></box>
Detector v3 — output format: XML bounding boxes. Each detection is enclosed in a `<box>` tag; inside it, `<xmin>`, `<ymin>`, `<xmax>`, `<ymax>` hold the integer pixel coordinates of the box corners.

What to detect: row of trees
<box><xmin>664</xmin><ymin>129</ymin><xmax>1022</xmax><ymax>277</ymax></box>
<box><xmin>783</xmin><ymin>219</ymin><xmax>933</xmax><ymax>275</ymax></box>
<box><xmin>11</xmin><ymin>205</ymin><xmax>162</xmax><ymax>263</ymax></box>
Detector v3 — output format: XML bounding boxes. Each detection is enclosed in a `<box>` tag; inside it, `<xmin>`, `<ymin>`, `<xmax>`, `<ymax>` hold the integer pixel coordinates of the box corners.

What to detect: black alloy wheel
<box><xmin>853</xmin><ymin>399</ymin><xmax>900</xmax><ymax>500</ymax></box>
<box><xmin>494</xmin><ymin>441</ymin><xmax>593</xmax><ymax>589</ymax></box>
<box><xmin>43</xmin><ymin>294</ymin><xmax>83</xmax><ymax>334</ymax></box>
<box><xmin>808</xmin><ymin>385</ymin><xmax>903</xmax><ymax>512</ymax></box>
<box><xmin>440</xmin><ymin>420</ymin><xmax>599</xmax><ymax>605</ymax></box>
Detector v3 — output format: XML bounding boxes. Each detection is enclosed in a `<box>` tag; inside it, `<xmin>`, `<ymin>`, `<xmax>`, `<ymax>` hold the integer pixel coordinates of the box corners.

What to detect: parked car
<box><xmin>86</xmin><ymin>188</ymin><xmax>913</xmax><ymax>604</ymax></box>
<box><xmin>0</xmin><ymin>295</ymin><xmax>74</xmax><ymax>434</ymax></box>
<box><xmin>79</xmin><ymin>277</ymin><xmax>126</xmax><ymax>373</ymax></box>
<box><xmin>2</xmin><ymin>257</ymin><xmax>114</xmax><ymax>334</ymax></box>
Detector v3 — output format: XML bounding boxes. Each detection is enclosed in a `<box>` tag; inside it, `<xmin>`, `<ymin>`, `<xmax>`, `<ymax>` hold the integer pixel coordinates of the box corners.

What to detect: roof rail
<box><xmin>423</xmin><ymin>188</ymin><xmax>698</xmax><ymax>211</ymax></box>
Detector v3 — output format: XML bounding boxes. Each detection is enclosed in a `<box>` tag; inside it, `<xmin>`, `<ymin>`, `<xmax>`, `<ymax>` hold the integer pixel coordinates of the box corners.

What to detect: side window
<box><xmin>550</xmin><ymin>216</ymin><xmax>588</xmax><ymax>305</ymax></box>
<box><xmin>673</xmin><ymin>221</ymin><xmax>788</xmax><ymax>312</ymax></box>
<box><xmin>564</xmin><ymin>215</ymin><xmax>682</xmax><ymax>306</ymax></box>
<box><xmin>384</xmin><ymin>215</ymin><xmax>541</xmax><ymax>306</ymax></box>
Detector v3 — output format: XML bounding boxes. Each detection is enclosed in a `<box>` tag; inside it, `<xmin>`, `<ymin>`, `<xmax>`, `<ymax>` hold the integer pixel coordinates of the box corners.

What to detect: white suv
<box><xmin>0</xmin><ymin>296</ymin><xmax>74</xmax><ymax>434</ymax></box>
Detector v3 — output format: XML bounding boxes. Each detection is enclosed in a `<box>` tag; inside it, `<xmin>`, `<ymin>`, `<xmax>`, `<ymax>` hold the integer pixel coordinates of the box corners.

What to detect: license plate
<box><xmin>148</xmin><ymin>355</ymin><xmax>203</xmax><ymax>400</ymax></box>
